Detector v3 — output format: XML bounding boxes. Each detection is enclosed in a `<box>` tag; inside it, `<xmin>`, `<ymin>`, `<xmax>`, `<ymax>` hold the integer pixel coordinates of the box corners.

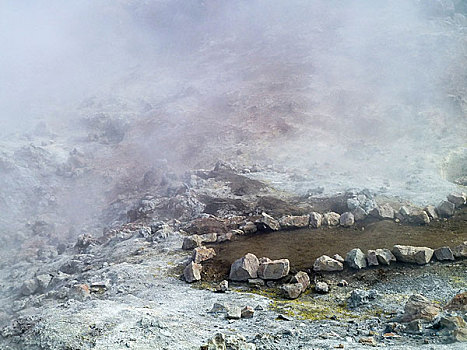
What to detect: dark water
<box><xmin>204</xmin><ymin>207</ymin><xmax>467</xmax><ymax>279</ymax></box>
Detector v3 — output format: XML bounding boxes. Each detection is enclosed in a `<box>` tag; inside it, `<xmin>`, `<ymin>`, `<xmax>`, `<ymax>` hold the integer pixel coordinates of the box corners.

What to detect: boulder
<box><xmin>226</xmin><ymin>307</ymin><xmax>242</xmax><ymax>320</ymax></box>
<box><xmin>208</xmin><ymin>303</ymin><xmax>229</xmax><ymax>314</ymax></box>
<box><xmin>424</xmin><ymin>205</ymin><xmax>438</xmax><ymax>219</ymax></box>
<box><xmin>447</xmin><ymin>192</ymin><xmax>466</xmax><ymax>208</ymax></box>
<box><xmin>256</xmin><ymin>213</ymin><xmax>280</xmax><ymax>231</ymax></box>
<box><xmin>366</xmin><ymin>250</ymin><xmax>379</xmax><ymax>266</ymax></box>
<box><xmin>345</xmin><ymin>248</ymin><xmax>367</xmax><ymax>269</ymax></box>
<box><xmin>279</xmin><ymin>215</ymin><xmax>310</xmax><ymax>229</ymax></box>
<box><xmin>352</xmin><ymin>207</ymin><xmax>367</xmax><ymax>221</ymax></box>
<box><xmin>215</xmin><ymin>280</ymin><xmax>229</xmax><ymax>293</ymax></box>
<box><xmin>291</xmin><ymin>271</ymin><xmax>310</xmax><ymax>292</ymax></box>
<box><xmin>445</xmin><ymin>292</ymin><xmax>467</xmax><ymax>312</ymax></box>
<box><xmin>192</xmin><ymin>247</ymin><xmax>216</xmax><ymax>263</ymax></box>
<box><xmin>313</xmin><ymin>255</ymin><xmax>344</xmax><ymax>272</ymax></box>
<box><xmin>400</xmin><ymin>207</ymin><xmax>430</xmax><ymax>224</ymax></box>
<box><xmin>392</xmin><ymin>245</ymin><xmax>434</xmax><ymax>265</ymax></box>
<box><xmin>339</xmin><ymin>212</ymin><xmax>354</xmax><ymax>227</ymax></box>
<box><xmin>453</xmin><ymin>241</ymin><xmax>467</xmax><ymax>258</ymax></box>
<box><xmin>401</xmin><ymin>294</ymin><xmax>441</xmax><ymax>322</ymax></box>
<box><xmin>434</xmin><ymin>247</ymin><xmax>454</xmax><ymax>261</ymax></box>
<box><xmin>229</xmin><ymin>253</ymin><xmax>259</xmax><ymax>281</ymax></box>
<box><xmin>281</xmin><ymin>283</ymin><xmax>303</xmax><ymax>299</ymax></box>
<box><xmin>370</xmin><ymin>204</ymin><xmax>395</xmax><ymax>219</ymax></box>
<box><xmin>241</xmin><ymin>306</ymin><xmax>254</xmax><ymax>319</ymax></box>
<box><xmin>257</xmin><ymin>258</ymin><xmax>290</xmax><ymax>280</ymax></box>
<box><xmin>182</xmin><ymin>235</ymin><xmax>203</xmax><ymax>250</ymax></box>
<box><xmin>375</xmin><ymin>248</ymin><xmax>396</xmax><ymax>265</ymax></box>
<box><xmin>309</xmin><ymin>212</ymin><xmax>322</xmax><ymax>228</ymax></box>
<box><xmin>315</xmin><ymin>281</ymin><xmax>329</xmax><ymax>293</ymax></box>
<box><xmin>322</xmin><ymin>212</ymin><xmax>340</xmax><ymax>226</ymax></box>
<box><xmin>184</xmin><ymin>261</ymin><xmax>202</xmax><ymax>283</ymax></box>
<box><xmin>240</xmin><ymin>221</ymin><xmax>257</xmax><ymax>234</ymax></box>
<box><xmin>36</xmin><ymin>274</ymin><xmax>52</xmax><ymax>291</ymax></box>
<box><xmin>436</xmin><ymin>200</ymin><xmax>455</xmax><ymax>217</ymax></box>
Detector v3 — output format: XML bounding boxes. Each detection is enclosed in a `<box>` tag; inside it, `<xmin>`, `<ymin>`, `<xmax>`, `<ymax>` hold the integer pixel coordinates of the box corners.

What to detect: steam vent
<box><xmin>1</xmin><ymin>1</ymin><xmax>467</xmax><ymax>349</ymax></box>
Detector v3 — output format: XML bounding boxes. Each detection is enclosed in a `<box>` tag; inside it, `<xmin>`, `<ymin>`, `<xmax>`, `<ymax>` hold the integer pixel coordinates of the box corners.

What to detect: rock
<box><xmin>399</xmin><ymin>206</ymin><xmax>411</xmax><ymax>217</ymax></box>
<box><xmin>404</xmin><ymin>319</ymin><xmax>423</xmax><ymax>334</ymax></box>
<box><xmin>345</xmin><ymin>248</ymin><xmax>367</xmax><ymax>269</ymax></box>
<box><xmin>332</xmin><ymin>254</ymin><xmax>345</xmax><ymax>263</ymax></box>
<box><xmin>453</xmin><ymin>241</ymin><xmax>467</xmax><ymax>258</ymax></box>
<box><xmin>424</xmin><ymin>205</ymin><xmax>438</xmax><ymax>219</ymax></box>
<box><xmin>339</xmin><ymin>212</ymin><xmax>354</xmax><ymax>227</ymax></box>
<box><xmin>229</xmin><ymin>253</ymin><xmax>259</xmax><ymax>281</ymax></box>
<box><xmin>59</xmin><ymin>260</ymin><xmax>84</xmax><ymax>274</ymax></box>
<box><xmin>434</xmin><ymin>247</ymin><xmax>455</xmax><ymax>261</ymax></box>
<box><xmin>200</xmin><ymin>232</ymin><xmax>217</xmax><ymax>243</ymax></box>
<box><xmin>21</xmin><ymin>279</ymin><xmax>38</xmax><ymax>296</ymax></box>
<box><xmin>215</xmin><ymin>280</ymin><xmax>228</xmax><ymax>293</ymax></box>
<box><xmin>192</xmin><ymin>247</ymin><xmax>216</xmax><ymax>263</ymax></box>
<box><xmin>182</xmin><ymin>235</ymin><xmax>203</xmax><ymax>250</ymax></box>
<box><xmin>352</xmin><ymin>207</ymin><xmax>367</xmax><ymax>221</ymax></box>
<box><xmin>436</xmin><ymin>200</ymin><xmax>455</xmax><ymax>217</ymax></box>
<box><xmin>313</xmin><ymin>255</ymin><xmax>344</xmax><ymax>272</ymax></box>
<box><xmin>358</xmin><ymin>337</ymin><xmax>376</xmax><ymax>346</ymax></box>
<box><xmin>375</xmin><ymin>248</ymin><xmax>396</xmax><ymax>265</ymax></box>
<box><xmin>447</xmin><ymin>192</ymin><xmax>466</xmax><ymax>208</ymax></box>
<box><xmin>445</xmin><ymin>292</ymin><xmax>467</xmax><ymax>312</ymax></box>
<box><xmin>309</xmin><ymin>212</ymin><xmax>322</xmax><ymax>228</ymax></box>
<box><xmin>226</xmin><ymin>307</ymin><xmax>242</xmax><ymax>320</ymax></box>
<box><xmin>68</xmin><ymin>284</ymin><xmax>90</xmax><ymax>301</ymax></box>
<box><xmin>184</xmin><ymin>261</ymin><xmax>202</xmax><ymax>283</ymax></box>
<box><xmin>370</xmin><ymin>204</ymin><xmax>395</xmax><ymax>219</ymax></box>
<box><xmin>241</xmin><ymin>306</ymin><xmax>254</xmax><ymax>319</ymax></box>
<box><xmin>315</xmin><ymin>281</ymin><xmax>329</xmax><ymax>293</ymax></box>
<box><xmin>290</xmin><ymin>271</ymin><xmax>310</xmax><ymax>292</ymax></box>
<box><xmin>281</xmin><ymin>283</ymin><xmax>303</xmax><ymax>299</ymax></box>
<box><xmin>392</xmin><ymin>245</ymin><xmax>434</xmax><ymax>265</ymax></box>
<box><xmin>366</xmin><ymin>250</ymin><xmax>379</xmax><ymax>266</ymax></box>
<box><xmin>240</xmin><ymin>221</ymin><xmax>257</xmax><ymax>234</ymax></box>
<box><xmin>256</xmin><ymin>212</ymin><xmax>280</xmax><ymax>231</ymax></box>
<box><xmin>247</xmin><ymin>278</ymin><xmax>265</xmax><ymax>287</ymax></box>
<box><xmin>208</xmin><ymin>303</ymin><xmax>228</xmax><ymax>314</ymax></box>
<box><xmin>217</xmin><ymin>231</ymin><xmax>233</xmax><ymax>243</ymax></box>
<box><xmin>401</xmin><ymin>294</ymin><xmax>441</xmax><ymax>322</ymax></box>
<box><xmin>257</xmin><ymin>258</ymin><xmax>290</xmax><ymax>280</ymax></box>
<box><xmin>400</xmin><ymin>207</ymin><xmax>430</xmax><ymax>224</ymax></box>
<box><xmin>279</xmin><ymin>215</ymin><xmax>310</xmax><ymax>229</ymax></box>
<box><xmin>201</xmin><ymin>333</ymin><xmax>256</xmax><ymax>350</ymax></box>
<box><xmin>338</xmin><ymin>280</ymin><xmax>348</xmax><ymax>287</ymax></box>
<box><xmin>348</xmin><ymin>289</ymin><xmax>378</xmax><ymax>308</ymax></box>
<box><xmin>35</xmin><ymin>274</ymin><xmax>53</xmax><ymax>291</ymax></box>
<box><xmin>322</xmin><ymin>212</ymin><xmax>340</xmax><ymax>226</ymax></box>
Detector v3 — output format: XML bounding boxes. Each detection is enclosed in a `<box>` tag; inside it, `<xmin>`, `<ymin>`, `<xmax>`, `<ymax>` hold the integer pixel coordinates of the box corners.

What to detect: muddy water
<box><xmin>204</xmin><ymin>207</ymin><xmax>467</xmax><ymax>280</ymax></box>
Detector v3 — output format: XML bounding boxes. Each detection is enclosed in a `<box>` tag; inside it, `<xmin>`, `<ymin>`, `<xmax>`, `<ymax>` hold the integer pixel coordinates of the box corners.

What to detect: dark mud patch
<box><xmin>203</xmin><ymin>207</ymin><xmax>467</xmax><ymax>281</ymax></box>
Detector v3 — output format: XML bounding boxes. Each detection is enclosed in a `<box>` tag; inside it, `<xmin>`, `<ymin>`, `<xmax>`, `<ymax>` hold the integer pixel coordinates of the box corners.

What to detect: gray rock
<box><xmin>345</xmin><ymin>248</ymin><xmax>367</xmax><ymax>269</ymax></box>
<box><xmin>348</xmin><ymin>289</ymin><xmax>378</xmax><ymax>308</ymax></box>
<box><xmin>453</xmin><ymin>241</ymin><xmax>467</xmax><ymax>258</ymax></box>
<box><xmin>290</xmin><ymin>271</ymin><xmax>310</xmax><ymax>292</ymax></box>
<box><xmin>217</xmin><ymin>231</ymin><xmax>233</xmax><ymax>243</ymax></box>
<box><xmin>192</xmin><ymin>246</ymin><xmax>216</xmax><ymax>263</ymax></box>
<box><xmin>315</xmin><ymin>281</ymin><xmax>329</xmax><ymax>293</ymax></box>
<box><xmin>281</xmin><ymin>283</ymin><xmax>303</xmax><ymax>299</ymax></box>
<box><xmin>352</xmin><ymin>207</ymin><xmax>367</xmax><ymax>221</ymax></box>
<box><xmin>375</xmin><ymin>248</ymin><xmax>396</xmax><ymax>265</ymax></box>
<box><xmin>404</xmin><ymin>320</ymin><xmax>423</xmax><ymax>334</ymax></box>
<box><xmin>366</xmin><ymin>250</ymin><xmax>379</xmax><ymax>266</ymax></box>
<box><xmin>256</xmin><ymin>212</ymin><xmax>280</xmax><ymax>231</ymax></box>
<box><xmin>21</xmin><ymin>279</ymin><xmax>39</xmax><ymax>296</ymax></box>
<box><xmin>309</xmin><ymin>212</ymin><xmax>322</xmax><ymax>228</ymax></box>
<box><xmin>215</xmin><ymin>280</ymin><xmax>229</xmax><ymax>293</ymax></box>
<box><xmin>36</xmin><ymin>274</ymin><xmax>52</xmax><ymax>291</ymax></box>
<box><xmin>241</xmin><ymin>306</ymin><xmax>254</xmax><ymax>319</ymax></box>
<box><xmin>424</xmin><ymin>205</ymin><xmax>438</xmax><ymax>219</ymax></box>
<box><xmin>208</xmin><ymin>303</ymin><xmax>228</xmax><ymax>314</ymax></box>
<box><xmin>182</xmin><ymin>235</ymin><xmax>202</xmax><ymax>250</ymax></box>
<box><xmin>257</xmin><ymin>258</ymin><xmax>289</xmax><ymax>280</ymax></box>
<box><xmin>313</xmin><ymin>255</ymin><xmax>344</xmax><ymax>272</ymax></box>
<box><xmin>240</xmin><ymin>221</ymin><xmax>257</xmax><ymax>234</ymax></box>
<box><xmin>409</xmin><ymin>210</ymin><xmax>430</xmax><ymax>225</ymax></box>
<box><xmin>279</xmin><ymin>215</ymin><xmax>310</xmax><ymax>229</ymax></box>
<box><xmin>339</xmin><ymin>212</ymin><xmax>355</xmax><ymax>227</ymax></box>
<box><xmin>447</xmin><ymin>192</ymin><xmax>466</xmax><ymax>208</ymax></box>
<box><xmin>59</xmin><ymin>260</ymin><xmax>84</xmax><ymax>274</ymax></box>
<box><xmin>247</xmin><ymin>278</ymin><xmax>265</xmax><ymax>287</ymax></box>
<box><xmin>392</xmin><ymin>245</ymin><xmax>434</xmax><ymax>265</ymax></box>
<box><xmin>434</xmin><ymin>247</ymin><xmax>455</xmax><ymax>261</ymax></box>
<box><xmin>370</xmin><ymin>204</ymin><xmax>395</xmax><ymax>219</ymax></box>
<box><xmin>200</xmin><ymin>232</ymin><xmax>217</xmax><ymax>243</ymax></box>
<box><xmin>322</xmin><ymin>212</ymin><xmax>340</xmax><ymax>226</ymax></box>
<box><xmin>401</xmin><ymin>294</ymin><xmax>441</xmax><ymax>322</ymax></box>
<box><xmin>229</xmin><ymin>253</ymin><xmax>259</xmax><ymax>281</ymax></box>
<box><xmin>184</xmin><ymin>261</ymin><xmax>202</xmax><ymax>283</ymax></box>
<box><xmin>226</xmin><ymin>306</ymin><xmax>242</xmax><ymax>320</ymax></box>
<box><xmin>203</xmin><ymin>333</ymin><xmax>256</xmax><ymax>350</ymax></box>
<box><xmin>436</xmin><ymin>200</ymin><xmax>455</xmax><ymax>217</ymax></box>
<box><xmin>332</xmin><ymin>254</ymin><xmax>345</xmax><ymax>263</ymax></box>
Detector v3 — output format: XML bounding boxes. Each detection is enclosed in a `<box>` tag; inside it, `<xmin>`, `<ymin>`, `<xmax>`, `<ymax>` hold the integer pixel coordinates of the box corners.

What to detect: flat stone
<box><xmin>229</xmin><ymin>253</ymin><xmax>259</xmax><ymax>281</ymax></box>
<box><xmin>279</xmin><ymin>215</ymin><xmax>310</xmax><ymax>229</ymax></box>
<box><xmin>184</xmin><ymin>261</ymin><xmax>202</xmax><ymax>283</ymax></box>
<box><xmin>281</xmin><ymin>283</ymin><xmax>303</xmax><ymax>299</ymax></box>
<box><xmin>401</xmin><ymin>294</ymin><xmax>441</xmax><ymax>322</ymax></box>
<box><xmin>315</xmin><ymin>281</ymin><xmax>329</xmax><ymax>293</ymax></box>
<box><xmin>366</xmin><ymin>250</ymin><xmax>379</xmax><ymax>266</ymax></box>
<box><xmin>309</xmin><ymin>212</ymin><xmax>322</xmax><ymax>228</ymax></box>
<box><xmin>436</xmin><ymin>200</ymin><xmax>455</xmax><ymax>217</ymax></box>
<box><xmin>447</xmin><ymin>192</ymin><xmax>466</xmax><ymax>208</ymax></box>
<box><xmin>313</xmin><ymin>255</ymin><xmax>344</xmax><ymax>272</ymax></box>
<box><xmin>392</xmin><ymin>245</ymin><xmax>434</xmax><ymax>265</ymax></box>
<box><xmin>339</xmin><ymin>212</ymin><xmax>354</xmax><ymax>227</ymax></box>
<box><xmin>322</xmin><ymin>212</ymin><xmax>340</xmax><ymax>226</ymax></box>
<box><xmin>290</xmin><ymin>271</ymin><xmax>310</xmax><ymax>292</ymax></box>
<box><xmin>375</xmin><ymin>248</ymin><xmax>396</xmax><ymax>265</ymax></box>
<box><xmin>182</xmin><ymin>235</ymin><xmax>203</xmax><ymax>250</ymax></box>
<box><xmin>192</xmin><ymin>247</ymin><xmax>216</xmax><ymax>263</ymax></box>
<box><xmin>453</xmin><ymin>241</ymin><xmax>467</xmax><ymax>258</ymax></box>
<box><xmin>434</xmin><ymin>246</ymin><xmax>455</xmax><ymax>261</ymax></box>
<box><xmin>256</xmin><ymin>212</ymin><xmax>280</xmax><ymax>231</ymax></box>
<box><xmin>257</xmin><ymin>258</ymin><xmax>290</xmax><ymax>280</ymax></box>
<box><xmin>241</xmin><ymin>306</ymin><xmax>254</xmax><ymax>319</ymax></box>
<box><xmin>345</xmin><ymin>248</ymin><xmax>367</xmax><ymax>269</ymax></box>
